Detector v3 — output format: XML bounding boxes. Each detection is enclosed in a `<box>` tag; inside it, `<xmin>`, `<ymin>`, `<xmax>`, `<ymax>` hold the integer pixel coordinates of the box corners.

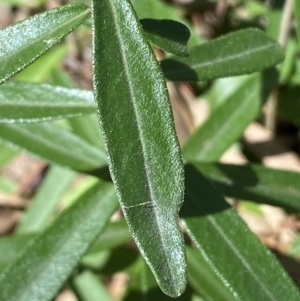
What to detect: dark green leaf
<box><xmin>193</xmin><ymin>162</ymin><xmax>300</xmax><ymax>211</ymax></box>
<box><xmin>92</xmin><ymin>0</ymin><xmax>186</xmax><ymax>297</ymax></box>
<box><xmin>131</xmin><ymin>0</ymin><xmax>203</xmax><ymax>46</ymax></box>
<box><xmin>0</xmin><ymin>181</ymin><xmax>118</xmax><ymax>301</ymax></box>
<box><xmin>0</xmin><ymin>220</ymin><xmax>130</xmax><ymax>273</ymax></box>
<box><xmin>140</xmin><ymin>19</ymin><xmax>190</xmax><ymax>56</ymax></box>
<box><xmin>183</xmin><ymin>74</ymin><xmax>261</xmax><ymax>162</ymax></box>
<box><xmin>187</xmin><ymin>247</ymin><xmax>233</xmax><ymax>301</ymax></box>
<box><xmin>0</xmin><ymin>123</ymin><xmax>106</xmax><ymax>171</ymax></box>
<box><xmin>278</xmin><ymin>85</ymin><xmax>300</xmax><ymax>126</ymax></box>
<box><xmin>181</xmin><ymin>164</ymin><xmax>300</xmax><ymax>301</ymax></box>
<box><xmin>0</xmin><ymin>82</ymin><xmax>95</xmax><ymax>123</ymax></box>
<box><xmin>0</xmin><ymin>4</ymin><xmax>90</xmax><ymax>85</ymax></box>
<box><xmin>161</xmin><ymin>29</ymin><xmax>284</xmax><ymax>81</ymax></box>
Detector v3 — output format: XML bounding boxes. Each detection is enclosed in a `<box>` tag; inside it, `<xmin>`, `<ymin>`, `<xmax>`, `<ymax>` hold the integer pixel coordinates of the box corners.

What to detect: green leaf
<box><xmin>0</xmin><ymin>122</ymin><xmax>106</xmax><ymax>171</ymax></box>
<box><xmin>193</xmin><ymin>162</ymin><xmax>300</xmax><ymax>211</ymax></box>
<box><xmin>181</xmin><ymin>164</ymin><xmax>300</xmax><ymax>301</ymax></box>
<box><xmin>86</xmin><ymin>219</ymin><xmax>131</xmax><ymax>254</ymax></box>
<box><xmin>0</xmin><ymin>221</ymin><xmax>129</xmax><ymax>273</ymax></box>
<box><xmin>140</xmin><ymin>19</ymin><xmax>190</xmax><ymax>56</ymax></box>
<box><xmin>123</xmin><ymin>257</ymin><xmax>192</xmax><ymax>301</ymax></box>
<box><xmin>0</xmin><ymin>141</ymin><xmax>18</xmax><ymax>168</ymax></box>
<box><xmin>0</xmin><ymin>3</ymin><xmax>90</xmax><ymax>85</ymax></box>
<box><xmin>131</xmin><ymin>0</ymin><xmax>203</xmax><ymax>47</ymax></box>
<box><xmin>0</xmin><ymin>181</ymin><xmax>118</xmax><ymax>301</ymax></box>
<box><xmin>183</xmin><ymin>74</ymin><xmax>261</xmax><ymax>162</ymax></box>
<box><xmin>68</xmin><ymin>114</ymin><xmax>104</xmax><ymax>150</ymax></box>
<box><xmin>295</xmin><ymin>0</ymin><xmax>300</xmax><ymax>48</ymax></box>
<box><xmin>186</xmin><ymin>247</ymin><xmax>233</xmax><ymax>301</ymax></box>
<box><xmin>161</xmin><ymin>29</ymin><xmax>284</xmax><ymax>81</ymax></box>
<box><xmin>15</xmin><ymin>45</ymin><xmax>68</xmax><ymax>83</ymax></box>
<box><xmin>0</xmin><ymin>82</ymin><xmax>95</xmax><ymax>123</ymax></box>
<box><xmin>17</xmin><ymin>165</ymin><xmax>76</xmax><ymax>233</ymax></box>
<box><xmin>0</xmin><ymin>233</ymin><xmax>36</xmax><ymax>272</ymax></box>
<box><xmin>72</xmin><ymin>271</ymin><xmax>114</xmax><ymax>301</ymax></box>
<box><xmin>278</xmin><ymin>85</ymin><xmax>300</xmax><ymax>126</ymax></box>
<box><xmin>92</xmin><ymin>0</ymin><xmax>186</xmax><ymax>297</ymax></box>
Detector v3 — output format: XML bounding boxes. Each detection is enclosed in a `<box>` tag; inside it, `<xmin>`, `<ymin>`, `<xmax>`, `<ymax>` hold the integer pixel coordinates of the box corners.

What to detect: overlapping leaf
<box><xmin>0</xmin><ymin>123</ymin><xmax>106</xmax><ymax>171</ymax></box>
<box><xmin>0</xmin><ymin>82</ymin><xmax>95</xmax><ymax>123</ymax></box>
<box><xmin>194</xmin><ymin>162</ymin><xmax>300</xmax><ymax>211</ymax></box>
<box><xmin>181</xmin><ymin>164</ymin><xmax>300</xmax><ymax>301</ymax></box>
<box><xmin>183</xmin><ymin>74</ymin><xmax>261</xmax><ymax>162</ymax></box>
<box><xmin>0</xmin><ymin>4</ymin><xmax>90</xmax><ymax>84</ymax></box>
<box><xmin>92</xmin><ymin>0</ymin><xmax>186</xmax><ymax>297</ymax></box>
<box><xmin>161</xmin><ymin>29</ymin><xmax>284</xmax><ymax>81</ymax></box>
<box><xmin>141</xmin><ymin>19</ymin><xmax>190</xmax><ymax>56</ymax></box>
<box><xmin>0</xmin><ymin>181</ymin><xmax>119</xmax><ymax>301</ymax></box>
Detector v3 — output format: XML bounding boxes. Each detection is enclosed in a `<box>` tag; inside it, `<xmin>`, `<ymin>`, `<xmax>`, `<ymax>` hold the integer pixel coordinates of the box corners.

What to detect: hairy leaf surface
<box><xmin>181</xmin><ymin>164</ymin><xmax>300</xmax><ymax>301</ymax></box>
<box><xmin>0</xmin><ymin>181</ymin><xmax>118</xmax><ymax>301</ymax></box>
<box><xmin>0</xmin><ymin>4</ymin><xmax>90</xmax><ymax>84</ymax></box>
<box><xmin>0</xmin><ymin>82</ymin><xmax>95</xmax><ymax>123</ymax></box>
<box><xmin>92</xmin><ymin>0</ymin><xmax>186</xmax><ymax>297</ymax></box>
<box><xmin>161</xmin><ymin>29</ymin><xmax>284</xmax><ymax>81</ymax></box>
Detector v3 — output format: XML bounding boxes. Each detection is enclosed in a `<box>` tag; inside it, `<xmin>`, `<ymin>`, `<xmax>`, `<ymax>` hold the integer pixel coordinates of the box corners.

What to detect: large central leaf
<box><xmin>91</xmin><ymin>0</ymin><xmax>186</xmax><ymax>297</ymax></box>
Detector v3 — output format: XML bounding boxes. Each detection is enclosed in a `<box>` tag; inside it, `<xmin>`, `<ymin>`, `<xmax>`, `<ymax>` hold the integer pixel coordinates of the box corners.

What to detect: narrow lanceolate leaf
<box><xmin>295</xmin><ymin>0</ymin><xmax>300</xmax><ymax>47</ymax></box>
<box><xmin>186</xmin><ymin>247</ymin><xmax>233</xmax><ymax>301</ymax></box>
<box><xmin>0</xmin><ymin>233</ymin><xmax>36</xmax><ymax>272</ymax></box>
<box><xmin>72</xmin><ymin>271</ymin><xmax>114</xmax><ymax>301</ymax></box>
<box><xmin>161</xmin><ymin>29</ymin><xmax>284</xmax><ymax>81</ymax></box>
<box><xmin>0</xmin><ymin>4</ymin><xmax>90</xmax><ymax>85</ymax></box>
<box><xmin>0</xmin><ymin>82</ymin><xmax>95</xmax><ymax>123</ymax></box>
<box><xmin>92</xmin><ymin>0</ymin><xmax>186</xmax><ymax>297</ymax></box>
<box><xmin>183</xmin><ymin>74</ymin><xmax>261</xmax><ymax>162</ymax></box>
<box><xmin>17</xmin><ymin>165</ymin><xmax>76</xmax><ymax>234</ymax></box>
<box><xmin>193</xmin><ymin>162</ymin><xmax>300</xmax><ymax>211</ymax></box>
<box><xmin>140</xmin><ymin>19</ymin><xmax>190</xmax><ymax>56</ymax></box>
<box><xmin>0</xmin><ymin>123</ymin><xmax>106</xmax><ymax>171</ymax></box>
<box><xmin>181</xmin><ymin>164</ymin><xmax>300</xmax><ymax>301</ymax></box>
<box><xmin>0</xmin><ymin>181</ymin><xmax>118</xmax><ymax>301</ymax></box>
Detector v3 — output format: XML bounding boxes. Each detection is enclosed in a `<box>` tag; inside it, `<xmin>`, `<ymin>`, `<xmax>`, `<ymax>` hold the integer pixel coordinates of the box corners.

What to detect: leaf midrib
<box><xmin>6</xmin><ymin>188</ymin><xmax>116</xmax><ymax>301</ymax></box>
<box><xmin>187</xmin><ymin>77</ymin><xmax>257</xmax><ymax>161</ymax></box>
<box><xmin>165</xmin><ymin>42</ymin><xmax>275</xmax><ymax>77</ymax></box>
<box><xmin>2</xmin><ymin>124</ymin><xmax>105</xmax><ymax>167</ymax></box>
<box><xmin>185</xmin><ymin>187</ymin><xmax>278</xmax><ymax>301</ymax></box>
<box><xmin>107</xmin><ymin>0</ymin><xmax>176</xmax><ymax>287</ymax></box>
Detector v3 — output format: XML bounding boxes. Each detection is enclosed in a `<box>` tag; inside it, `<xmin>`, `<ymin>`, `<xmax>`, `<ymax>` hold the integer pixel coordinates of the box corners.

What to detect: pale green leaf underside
<box><xmin>0</xmin><ymin>82</ymin><xmax>95</xmax><ymax>123</ymax></box>
<box><xmin>0</xmin><ymin>3</ymin><xmax>90</xmax><ymax>85</ymax></box>
<box><xmin>92</xmin><ymin>0</ymin><xmax>186</xmax><ymax>297</ymax></box>
<box><xmin>161</xmin><ymin>28</ymin><xmax>284</xmax><ymax>81</ymax></box>
<box><xmin>0</xmin><ymin>122</ymin><xmax>106</xmax><ymax>171</ymax></box>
